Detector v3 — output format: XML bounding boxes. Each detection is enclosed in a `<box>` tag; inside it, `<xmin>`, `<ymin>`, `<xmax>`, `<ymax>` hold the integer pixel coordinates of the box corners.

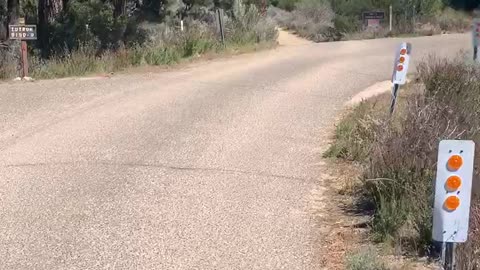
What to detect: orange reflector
<box><xmin>446</xmin><ymin>175</ymin><xmax>462</xmax><ymax>191</ymax></box>
<box><xmin>444</xmin><ymin>196</ymin><xmax>460</xmax><ymax>211</ymax></box>
<box><xmin>448</xmin><ymin>155</ymin><xmax>463</xmax><ymax>171</ymax></box>
<box><xmin>399</xmin><ymin>56</ymin><xmax>406</xmax><ymax>63</ymax></box>
<box><xmin>400</xmin><ymin>48</ymin><xmax>407</xmax><ymax>55</ymax></box>
<box><xmin>397</xmin><ymin>65</ymin><xmax>404</xmax><ymax>72</ymax></box>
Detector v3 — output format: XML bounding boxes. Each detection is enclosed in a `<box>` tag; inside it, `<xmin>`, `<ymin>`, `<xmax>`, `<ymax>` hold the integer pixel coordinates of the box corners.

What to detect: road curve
<box><xmin>0</xmin><ymin>34</ymin><xmax>470</xmax><ymax>269</ymax></box>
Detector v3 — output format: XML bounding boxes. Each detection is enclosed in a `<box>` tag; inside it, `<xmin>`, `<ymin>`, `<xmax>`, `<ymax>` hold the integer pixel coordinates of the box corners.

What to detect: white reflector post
<box><xmin>432</xmin><ymin>140</ymin><xmax>475</xmax><ymax>243</ymax></box>
<box><xmin>391</xmin><ymin>42</ymin><xmax>411</xmax><ymax>85</ymax></box>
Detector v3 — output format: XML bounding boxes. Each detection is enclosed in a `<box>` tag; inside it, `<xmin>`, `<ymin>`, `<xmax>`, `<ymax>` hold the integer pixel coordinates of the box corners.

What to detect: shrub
<box><xmin>434</xmin><ymin>8</ymin><xmax>471</xmax><ymax>32</ymax></box>
<box><xmin>328</xmin><ymin>57</ymin><xmax>480</xmax><ymax>260</ymax></box>
<box><xmin>346</xmin><ymin>248</ymin><xmax>388</xmax><ymax>270</ymax></box>
<box><xmin>457</xmin><ymin>199</ymin><xmax>480</xmax><ymax>270</ymax></box>
<box><xmin>277</xmin><ymin>0</ymin><xmax>298</xmax><ymax>11</ymax></box>
<box><xmin>366</xmin><ymin>58</ymin><xmax>480</xmax><ymax>253</ymax></box>
<box><xmin>228</xmin><ymin>1</ymin><xmax>278</xmax><ymax>45</ymax></box>
<box><xmin>0</xmin><ymin>43</ymin><xmax>19</xmax><ymax>79</ymax></box>
<box><xmin>269</xmin><ymin>0</ymin><xmax>338</xmax><ymax>42</ymax></box>
<box><xmin>324</xmin><ymin>101</ymin><xmax>379</xmax><ymax>162</ymax></box>
<box><xmin>2</xmin><ymin>5</ymin><xmax>276</xmax><ymax>80</ymax></box>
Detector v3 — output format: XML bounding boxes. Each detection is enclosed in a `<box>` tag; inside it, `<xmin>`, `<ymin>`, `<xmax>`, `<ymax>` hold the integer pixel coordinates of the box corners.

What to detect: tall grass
<box><xmin>1</xmin><ymin>8</ymin><xmax>277</xmax><ymax>80</ymax></box>
<box><xmin>268</xmin><ymin>0</ymin><xmax>340</xmax><ymax>42</ymax></box>
<box><xmin>346</xmin><ymin>248</ymin><xmax>388</xmax><ymax>270</ymax></box>
<box><xmin>326</xmin><ymin>58</ymin><xmax>480</xmax><ymax>265</ymax></box>
<box><xmin>269</xmin><ymin>1</ymin><xmax>471</xmax><ymax>42</ymax></box>
<box><xmin>0</xmin><ymin>44</ymin><xmax>18</xmax><ymax>79</ymax></box>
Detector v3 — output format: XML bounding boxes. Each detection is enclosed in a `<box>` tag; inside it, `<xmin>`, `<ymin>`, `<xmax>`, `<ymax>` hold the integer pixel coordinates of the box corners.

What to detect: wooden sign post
<box><xmin>8</xmin><ymin>18</ymin><xmax>37</xmax><ymax>79</ymax></box>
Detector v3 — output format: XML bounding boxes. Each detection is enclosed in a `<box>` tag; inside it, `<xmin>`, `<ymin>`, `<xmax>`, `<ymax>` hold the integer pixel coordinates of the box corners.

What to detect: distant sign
<box><xmin>363</xmin><ymin>11</ymin><xmax>385</xmax><ymax>20</ymax></box>
<box><xmin>9</xmin><ymin>25</ymin><xmax>37</xmax><ymax>40</ymax></box>
<box><xmin>367</xmin><ymin>19</ymin><xmax>381</xmax><ymax>29</ymax></box>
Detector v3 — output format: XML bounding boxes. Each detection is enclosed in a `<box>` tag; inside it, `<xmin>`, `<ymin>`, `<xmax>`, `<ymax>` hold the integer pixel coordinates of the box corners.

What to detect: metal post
<box><xmin>444</xmin><ymin>242</ymin><xmax>455</xmax><ymax>270</ymax></box>
<box><xmin>389</xmin><ymin>83</ymin><xmax>400</xmax><ymax>115</ymax></box>
<box><xmin>180</xmin><ymin>20</ymin><xmax>184</xmax><ymax>32</ymax></box>
<box><xmin>389</xmin><ymin>5</ymin><xmax>393</xmax><ymax>32</ymax></box>
<box><xmin>21</xmin><ymin>40</ymin><xmax>28</xmax><ymax>78</ymax></box>
<box><xmin>412</xmin><ymin>4</ymin><xmax>417</xmax><ymax>33</ymax></box>
<box><xmin>18</xmin><ymin>17</ymin><xmax>28</xmax><ymax>79</ymax></box>
<box><xmin>217</xmin><ymin>9</ymin><xmax>225</xmax><ymax>46</ymax></box>
<box><xmin>475</xmin><ymin>46</ymin><xmax>478</xmax><ymax>61</ymax></box>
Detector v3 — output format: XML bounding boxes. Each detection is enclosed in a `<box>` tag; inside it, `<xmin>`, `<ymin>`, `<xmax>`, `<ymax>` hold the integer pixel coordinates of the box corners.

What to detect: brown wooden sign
<box><xmin>9</xmin><ymin>25</ymin><xmax>37</xmax><ymax>40</ymax></box>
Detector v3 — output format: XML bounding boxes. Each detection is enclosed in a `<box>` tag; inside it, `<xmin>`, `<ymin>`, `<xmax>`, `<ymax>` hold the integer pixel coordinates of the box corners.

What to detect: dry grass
<box><xmin>326</xmin><ymin>57</ymin><xmax>480</xmax><ymax>267</ymax></box>
<box><xmin>1</xmin><ymin>11</ymin><xmax>277</xmax><ymax>80</ymax></box>
<box><xmin>269</xmin><ymin>4</ymin><xmax>470</xmax><ymax>42</ymax></box>
<box><xmin>457</xmin><ymin>200</ymin><xmax>480</xmax><ymax>270</ymax></box>
<box><xmin>0</xmin><ymin>44</ymin><xmax>19</xmax><ymax>79</ymax></box>
<box><xmin>268</xmin><ymin>1</ymin><xmax>340</xmax><ymax>42</ymax></box>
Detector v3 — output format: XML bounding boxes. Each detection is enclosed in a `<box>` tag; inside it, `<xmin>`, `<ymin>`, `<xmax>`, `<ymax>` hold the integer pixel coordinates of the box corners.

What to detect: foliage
<box><xmin>46</xmin><ymin>0</ymin><xmax>130</xmax><ymax>54</ymax></box>
<box><xmin>270</xmin><ymin>0</ymin><xmax>469</xmax><ymax>42</ymax></box>
<box><xmin>346</xmin><ymin>248</ymin><xmax>388</xmax><ymax>270</ymax></box>
<box><xmin>276</xmin><ymin>0</ymin><xmax>298</xmax><ymax>11</ymax></box>
<box><xmin>323</xmin><ymin>101</ymin><xmax>378</xmax><ymax>162</ymax></box>
<box><xmin>0</xmin><ymin>44</ymin><xmax>18</xmax><ymax>79</ymax></box>
<box><xmin>17</xmin><ymin>7</ymin><xmax>275</xmax><ymax>79</ymax></box>
<box><xmin>327</xmin><ymin>58</ymin><xmax>480</xmax><ymax>260</ymax></box>
<box><xmin>434</xmin><ymin>7</ymin><xmax>471</xmax><ymax>32</ymax></box>
<box><xmin>268</xmin><ymin>0</ymin><xmax>337</xmax><ymax>42</ymax></box>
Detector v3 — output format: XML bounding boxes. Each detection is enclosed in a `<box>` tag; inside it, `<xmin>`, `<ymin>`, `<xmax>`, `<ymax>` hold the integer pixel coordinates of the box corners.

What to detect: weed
<box><xmin>346</xmin><ymin>248</ymin><xmax>388</xmax><ymax>270</ymax></box>
<box><xmin>1</xmin><ymin>11</ymin><xmax>276</xmax><ymax>80</ymax></box>
<box><xmin>329</xmin><ymin>57</ymin><xmax>480</xmax><ymax>264</ymax></box>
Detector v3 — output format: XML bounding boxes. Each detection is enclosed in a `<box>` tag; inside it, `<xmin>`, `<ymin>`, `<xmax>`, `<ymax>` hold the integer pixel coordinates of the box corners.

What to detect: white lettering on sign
<box><xmin>432</xmin><ymin>140</ymin><xmax>475</xmax><ymax>243</ymax></box>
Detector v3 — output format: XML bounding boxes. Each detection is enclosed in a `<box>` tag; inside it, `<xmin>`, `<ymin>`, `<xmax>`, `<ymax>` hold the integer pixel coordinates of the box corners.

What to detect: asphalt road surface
<box><xmin>0</xmin><ymin>34</ymin><xmax>471</xmax><ymax>269</ymax></box>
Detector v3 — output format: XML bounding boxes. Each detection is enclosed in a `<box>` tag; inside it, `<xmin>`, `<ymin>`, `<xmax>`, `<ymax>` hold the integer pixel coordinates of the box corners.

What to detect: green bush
<box><xmin>269</xmin><ymin>0</ymin><xmax>338</xmax><ymax>42</ymax></box>
<box><xmin>333</xmin><ymin>14</ymin><xmax>359</xmax><ymax>33</ymax></box>
<box><xmin>0</xmin><ymin>45</ymin><xmax>18</xmax><ymax>79</ymax></box>
<box><xmin>435</xmin><ymin>7</ymin><xmax>471</xmax><ymax>32</ymax></box>
<box><xmin>4</xmin><ymin>4</ymin><xmax>276</xmax><ymax>80</ymax></box>
<box><xmin>277</xmin><ymin>0</ymin><xmax>298</xmax><ymax>11</ymax></box>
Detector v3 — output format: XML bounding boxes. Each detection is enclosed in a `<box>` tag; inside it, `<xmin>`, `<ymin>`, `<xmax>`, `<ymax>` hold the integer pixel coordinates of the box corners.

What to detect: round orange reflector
<box><xmin>447</xmin><ymin>155</ymin><xmax>463</xmax><ymax>171</ymax></box>
<box><xmin>397</xmin><ymin>65</ymin><xmax>404</xmax><ymax>72</ymax></box>
<box><xmin>400</xmin><ymin>48</ymin><xmax>407</xmax><ymax>55</ymax></box>
<box><xmin>444</xmin><ymin>196</ymin><xmax>460</xmax><ymax>211</ymax></box>
<box><xmin>446</xmin><ymin>175</ymin><xmax>462</xmax><ymax>191</ymax></box>
<box><xmin>399</xmin><ymin>56</ymin><xmax>406</xmax><ymax>63</ymax></box>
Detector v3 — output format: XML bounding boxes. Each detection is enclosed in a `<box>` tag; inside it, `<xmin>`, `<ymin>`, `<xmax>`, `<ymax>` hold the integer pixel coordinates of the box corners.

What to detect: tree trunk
<box><xmin>113</xmin><ymin>0</ymin><xmax>126</xmax><ymax>17</ymax></box>
<box><xmin>38</xmin><ymin>0</ymin><xmax>63</xmax><ymax>55</ymax></box>
<box><xmin>7</xmin><ymin>0</ymin><xmax>18</xmax><ymax>24</ymax></box>
<box><xmin>0</xmin><ymin>0</ymin><xmax>7</xmax><ymax>40</ymax></box>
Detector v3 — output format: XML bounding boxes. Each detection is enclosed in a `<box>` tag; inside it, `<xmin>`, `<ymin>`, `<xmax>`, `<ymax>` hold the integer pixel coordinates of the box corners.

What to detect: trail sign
<box><xmin>433</xmin><ymin>140</ymin><xmax>475</xmax><ymax>243</ymax></box>
<box><xmin>9</xmin><ymin>25</ymin><xmax>37</xmax><ymax>40</ymax></box>
<box><xmin>363</xmin><ymin>11</ymin><xmax>385</xmax><ymax>20</ymax></box>
<box><xmin>8</xmin><ymin>19</ymin><xmax>36</xmax><ymax>79</ymax></box>
<box><xmin>367</xmin><ymin>19</ymin><xmax>381</xmax><ymax>29</ymax></box>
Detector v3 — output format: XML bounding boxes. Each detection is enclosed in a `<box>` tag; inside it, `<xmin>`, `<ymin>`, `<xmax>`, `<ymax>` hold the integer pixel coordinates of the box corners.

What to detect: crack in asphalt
<box><xmin>2</xmin><ymin>161</ymin><xmax>313</xmax><ymax>183</ymax></box>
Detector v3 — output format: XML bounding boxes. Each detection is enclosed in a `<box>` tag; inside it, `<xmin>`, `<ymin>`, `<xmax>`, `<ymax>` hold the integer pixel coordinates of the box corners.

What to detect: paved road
<box><xmin>0</xmin><ymin>34</ymin><xmax>470</xmax><ymax>269</ymax></box>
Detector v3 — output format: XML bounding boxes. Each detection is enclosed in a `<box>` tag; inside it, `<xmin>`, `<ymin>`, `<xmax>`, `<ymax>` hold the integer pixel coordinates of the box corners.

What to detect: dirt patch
<box><xmin>317</xmin><ymin>160</ymin><xmax>368</xmax><ymax>269</ymax></box>
<box><xmin>277</xmin><ymin>28</ymin><xmax>312</xmax><ymax>46</ymax></box>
